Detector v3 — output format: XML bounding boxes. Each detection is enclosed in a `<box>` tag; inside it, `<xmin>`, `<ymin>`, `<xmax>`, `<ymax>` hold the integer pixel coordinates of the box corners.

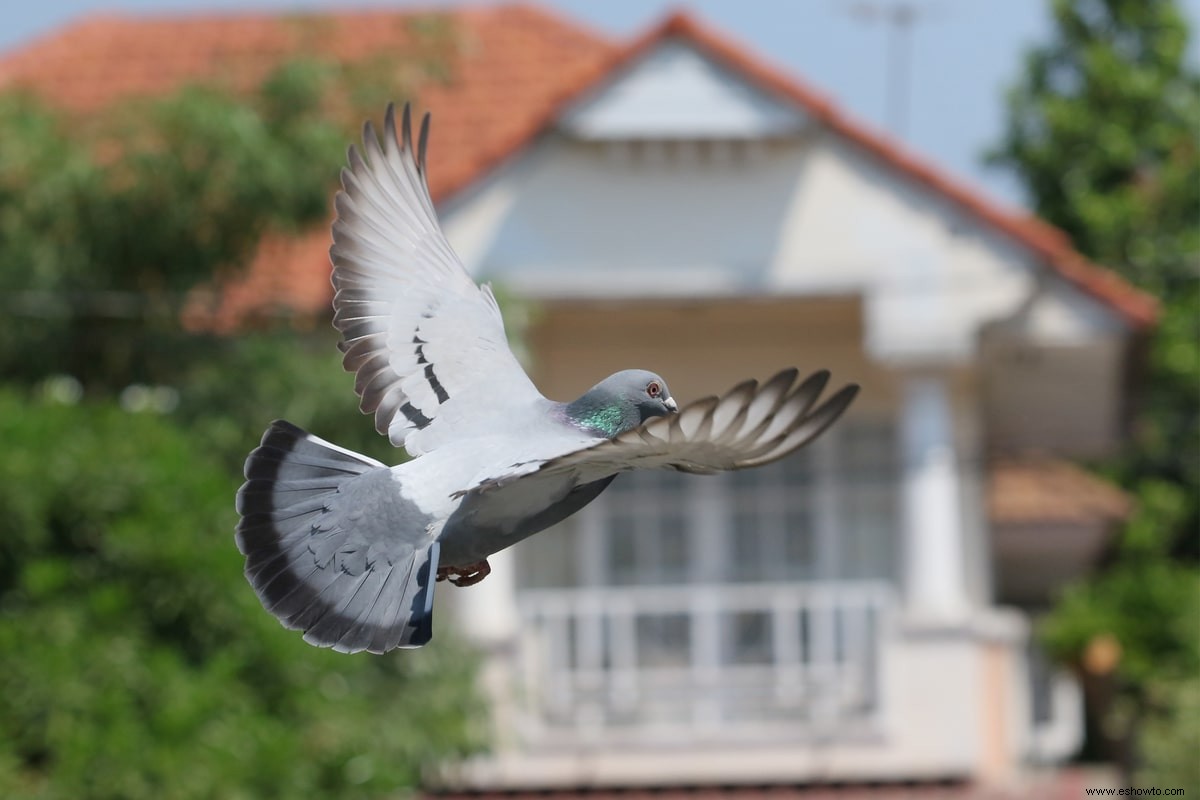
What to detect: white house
<box><xmin>431</xmin><ymin>11</ymin><xmax>1148</xmax><ymax>792</ymax></box>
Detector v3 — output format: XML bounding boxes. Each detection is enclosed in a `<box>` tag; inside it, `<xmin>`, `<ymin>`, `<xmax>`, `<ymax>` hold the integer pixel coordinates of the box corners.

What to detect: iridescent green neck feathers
<box><xmin>568</xmin><ymin>400</ymin><xmax>635</xmax><ymax>438</ymax></box>
<box><xmin>562</xmin><ymin>369</ymin><xmax>677</xmax><ymax>439</ymax></box>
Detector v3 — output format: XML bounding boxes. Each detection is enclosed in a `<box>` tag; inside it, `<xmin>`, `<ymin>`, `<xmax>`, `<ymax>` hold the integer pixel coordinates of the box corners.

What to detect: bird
<box><xmin>235</xmin><ymin>103</ymin><xmax>860</xmax><ymax>654</ymax></box>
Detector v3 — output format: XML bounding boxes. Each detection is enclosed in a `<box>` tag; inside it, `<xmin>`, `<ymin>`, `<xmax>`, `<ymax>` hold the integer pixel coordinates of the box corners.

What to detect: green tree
<box><xmin>0</xmin><ymin>67</ymin><xmax>345</xmax><ymax>390</ymax></box>
<box><xmin>0</xmin><ymin>16</ymin><xmax>495</xmax><ymax>795</ymax></box>
<box><xmin>988</xmin><ymin>0</ymin><xmax>1200</xmax><ymax>783</ymax></box>
<box><xmin>0</xmin><ymin>392</ymin><xmax>485</xmax><ymax>799</ymax></box>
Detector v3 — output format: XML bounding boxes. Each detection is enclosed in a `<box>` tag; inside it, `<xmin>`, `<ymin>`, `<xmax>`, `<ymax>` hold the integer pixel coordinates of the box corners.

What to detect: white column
<box><xmin>900</xmin><ymin>373</ymin><xmax>968</xmax><ymax>618</ymax></box>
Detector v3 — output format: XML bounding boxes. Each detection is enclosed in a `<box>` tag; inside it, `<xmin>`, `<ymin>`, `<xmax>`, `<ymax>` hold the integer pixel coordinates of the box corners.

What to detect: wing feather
<box><xmin>330</xmin><ymin>103</ymin><xmax>540</xmax><ymax>457</ymax></box>
<box><xmin>466</xmin><ymin>370</ymin><xmax>859</xmax><ymax>497</ymax></box>
<box><xmin>733</xmin><ymin>368</ymin><xmax>797</xmax><ymax>440</ymax></box>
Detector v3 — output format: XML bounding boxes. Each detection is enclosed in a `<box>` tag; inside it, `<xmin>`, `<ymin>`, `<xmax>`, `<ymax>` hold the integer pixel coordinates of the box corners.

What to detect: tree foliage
<box><xmin>0</xmin><ymin>23</ymin><xmax>490</xmax><ymax>796</ymax></box>
<box><xmin>991</xmin><ymin>0</ymin><xmax>1198</xmax><ymax>293</ymax></box>
<box><xmin>0</xmin><ymin>394</ymin><xmax>484</xmax><ymax>799</ymax></box>
<box><xmin>989</xmin><ymin>0</ymin><xmax>1199</xmax><ymax>782</ymax></box>
<box><xmin>0</xmin><ymin>67</ymin><xmax>345</xmax><ymax>389</ymax></box>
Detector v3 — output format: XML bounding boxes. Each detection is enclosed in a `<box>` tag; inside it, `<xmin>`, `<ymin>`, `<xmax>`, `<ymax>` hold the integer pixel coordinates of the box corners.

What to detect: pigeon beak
<box><xmin>664</xmin><ymin>397</ymin><xmax>678</xmax><ymax>413</ymax></box>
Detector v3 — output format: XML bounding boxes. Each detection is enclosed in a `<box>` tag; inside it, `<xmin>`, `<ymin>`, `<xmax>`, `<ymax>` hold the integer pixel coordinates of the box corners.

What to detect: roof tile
<box><xmin>989</xmin><ymin>457</ymin><xmax>1132</xmax><ymax>526</ymax></box>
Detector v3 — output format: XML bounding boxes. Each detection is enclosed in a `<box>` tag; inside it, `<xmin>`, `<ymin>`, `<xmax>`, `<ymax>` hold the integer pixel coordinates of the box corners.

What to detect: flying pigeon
<box><xmin>235</xmin><ymin>104</ymin><xmax>859</xmax><ymax>654</ymax></box>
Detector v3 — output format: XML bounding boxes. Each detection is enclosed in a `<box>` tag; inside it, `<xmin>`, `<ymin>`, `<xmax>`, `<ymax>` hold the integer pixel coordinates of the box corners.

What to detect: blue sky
<box><xmin>3</xmin><ymin>1</ymin><xmax>1197</xmax><ymax>210</ymax></box>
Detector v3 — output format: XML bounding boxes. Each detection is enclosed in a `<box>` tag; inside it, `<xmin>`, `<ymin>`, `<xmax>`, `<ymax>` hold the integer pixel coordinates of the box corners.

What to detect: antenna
<box><xmin>844</xmin><ymin>1</ymin><xmax>944</xmax><ymax>138</ymax></box>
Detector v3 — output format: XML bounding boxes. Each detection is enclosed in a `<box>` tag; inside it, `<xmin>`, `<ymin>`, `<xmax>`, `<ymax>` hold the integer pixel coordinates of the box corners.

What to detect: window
<box><xmin>836</xmin><ymin>420</ymin><xmax>901</xmax><ymax>583</ymax></box>
<box><xmin>515</xmin><ymin>418</ymin><xmax>900</xmax><ymax>589</ymax></box>
<box><xmin>729</xmin><ymin>450</ymin><xmax>817</xmax><ymax>582</ymax></box>
<box><xmin>514</xmin><ymin>418</ymin><xmax>900</xmax><ymax>736</ymax></box>
<box><xmin>605</xmin><ymin>469</ymin><xmax>691</xmax><ymax>585</ymax></box>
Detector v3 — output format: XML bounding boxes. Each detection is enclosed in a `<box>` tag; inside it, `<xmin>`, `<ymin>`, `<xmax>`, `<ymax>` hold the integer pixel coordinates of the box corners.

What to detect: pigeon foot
<box><xmin>437</xmin><ymin>560</ymin><xmax>491</xmax><ymax>587</ymax></box>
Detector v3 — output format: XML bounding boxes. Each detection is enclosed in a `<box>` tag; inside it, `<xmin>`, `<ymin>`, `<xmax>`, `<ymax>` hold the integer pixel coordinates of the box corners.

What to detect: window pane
<box><xmin>725</xmin><ymin>611</ymin><xmax>772</xmax><ymax>665</ymax></box>
<box><xmin>835</xmin><ymin>418</ymin><xmax>900</xmax><ymax>584</ymax></box>
<box><xmin>597</xmin><ymin>471</ymin><xmax>703</xmax><ymax>586</ymax></box>
<box><xmin>730</xmin><ymin>511</ymin><xmax>761</xmax><ymax>582</ymax></box>
<box><xmin>726</xmin><ymin>451</ymin><xmax>817</xmax><ymax>583</ymax></box>
<box><xmin>782</xmin><ymin>509</ymin><xmax>815</xmax><ymax>575</ymax></box>
<box><xmin>514</xmin><ymin>518</ymin><xmax>578</xmax><ymax>589</ymax></box>
<box><xmin>607</xmin><ymin>525</ymin><xmax>637</xmax><ymax>585</ymax></box>
<box><xmin>658</xmin><ymin>513</ymin><xmax>690</xmax><ymax>581</ymax></box>
<box><xmin>840</xmin><ymin>488</ymin><xmax>897</xmax><ymax>580</ymax></box>
<box><xmin>635</xmin><ymin>614</ymin><xmax>690</xmax><ymax>668</ymax></box>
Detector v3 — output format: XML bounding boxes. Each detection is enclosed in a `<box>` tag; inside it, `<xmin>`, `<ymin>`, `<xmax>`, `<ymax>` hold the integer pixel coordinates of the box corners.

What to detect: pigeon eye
<box><xmin>646</xmin><ymin>381</ymin><xmax>661</xmax><ymax>398</ymax></box>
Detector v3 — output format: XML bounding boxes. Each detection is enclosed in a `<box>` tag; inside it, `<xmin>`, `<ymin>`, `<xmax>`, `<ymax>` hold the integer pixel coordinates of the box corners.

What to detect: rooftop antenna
<box><xmin>844</xmin><ymin>1</ymin><xmax>944</xmax><ymax>138</ymax></box>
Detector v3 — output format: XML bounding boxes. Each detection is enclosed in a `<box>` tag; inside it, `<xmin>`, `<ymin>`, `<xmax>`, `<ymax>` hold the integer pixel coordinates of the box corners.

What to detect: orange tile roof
<box><xmin>989</xmin><ymin>457</ymin><xmax>1132</xmax><ymax>527</ymax></box>
<box><xmin>0</xmin><ymin>5</ymin><xmax>1157</xmax><ymax>331</ymax></box>
<box><xmin>0</xmin><ymin>4</ymin><xmax>616</xmax><ymax>202</ymax></box>
<box><xmin>0</xmin><ymin>4</ymin><xmax>619</xmax><ymax>330</ymax></box>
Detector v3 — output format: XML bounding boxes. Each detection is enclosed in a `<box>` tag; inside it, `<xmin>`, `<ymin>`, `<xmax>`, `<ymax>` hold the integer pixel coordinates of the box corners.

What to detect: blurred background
<box><xmin>0</xmin><ymin>1</ymin><xmax>1195</xmax><ymax>798</ymax></box>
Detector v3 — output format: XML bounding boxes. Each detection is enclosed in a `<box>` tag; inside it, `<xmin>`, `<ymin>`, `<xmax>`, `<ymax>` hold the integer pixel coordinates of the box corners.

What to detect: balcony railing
<box><xmin>515</xmin><ymin>580</ymin><xmax>894</xmax><ymax>746</ymax></box>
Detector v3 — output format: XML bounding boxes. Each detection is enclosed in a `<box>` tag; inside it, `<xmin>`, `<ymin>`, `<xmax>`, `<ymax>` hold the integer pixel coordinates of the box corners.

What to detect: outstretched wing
<box><xmin>466</xmin><ymin>369</ymin><xmax>859</xmax><ymax>495</ymax></box>
<box><xmin>330</xmin><ymin>103</ymin><xmax>540</xmax><ymax>457</ymax></box>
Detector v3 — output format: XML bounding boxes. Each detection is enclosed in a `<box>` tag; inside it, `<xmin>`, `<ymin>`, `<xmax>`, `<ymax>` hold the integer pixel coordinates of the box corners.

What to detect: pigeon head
<box><xmin>564</xmin><ymin>369</ymin><xmax>677</xmax><ymax>438</ymax></box>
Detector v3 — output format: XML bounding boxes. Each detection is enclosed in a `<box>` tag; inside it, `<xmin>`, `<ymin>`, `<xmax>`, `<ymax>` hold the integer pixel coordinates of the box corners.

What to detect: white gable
<box><xmin>443</xmin><ymin>125</ymin><xmax>1128</xmax><ymax>356</ymax></box>
<box><xmin>440</xmin><ymin>39</ymin><xmax>1134</xmax><ymax>365</ymax></box>
<box><xmin>560</xmin><ymin>40</ymin><xmax>810</xmax><ymax>140</ymax></box>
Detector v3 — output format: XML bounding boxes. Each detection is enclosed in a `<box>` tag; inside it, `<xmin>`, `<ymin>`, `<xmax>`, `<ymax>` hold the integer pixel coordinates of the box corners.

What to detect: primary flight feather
<box><xmin>235</xmin><ymin>104</ymin><xmax>859</xmax><ymax>653</ymax></box>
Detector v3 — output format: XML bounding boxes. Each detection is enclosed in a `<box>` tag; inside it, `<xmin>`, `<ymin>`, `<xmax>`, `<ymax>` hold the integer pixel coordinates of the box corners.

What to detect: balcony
<box><xmin>514</xmin><ymin>580</ymin><xmax>894</xmax><ymax>747</ymax></box>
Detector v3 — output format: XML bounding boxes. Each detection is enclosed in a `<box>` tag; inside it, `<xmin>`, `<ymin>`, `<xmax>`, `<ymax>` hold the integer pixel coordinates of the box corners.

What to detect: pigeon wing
<box><xmin>465</xmin><ymin>369</ymin><xmax>860</xmax><ymax>496</ymax></box>
<box><xmin>331</xmin><ymin>104</ymin><xmax>541</xmax><ymax>457</ymax></box>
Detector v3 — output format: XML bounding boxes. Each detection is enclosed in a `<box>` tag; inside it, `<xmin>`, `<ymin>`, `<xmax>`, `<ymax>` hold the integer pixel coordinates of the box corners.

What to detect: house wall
<box><xmin>526</xmin><ymin>297</ymin><xmax>882</xmax><ymax>409</ymax></box>
<box><xmin>445</xmin><ymin>131</ymin><xmax>1074</xmax><ymax>360</ymax></box>
<box><xmin>442</xmin><ymin>125</ymin><xmax>1133</xmax><ymax>458</ymax></box>
<box><xmin>430</xmin><ymin>40</ymin><xmax>1117</xmax><ymax>782</ymax></box>
<box><xmin>445</xmin><ymin>135</ymin><xmax>810</xmax><ymax>296</ymax></box>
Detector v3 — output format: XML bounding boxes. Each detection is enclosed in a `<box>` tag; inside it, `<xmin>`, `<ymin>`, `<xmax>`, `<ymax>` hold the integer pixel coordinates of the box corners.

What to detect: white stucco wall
<box><xmin>442</xmin><ymin>130</ymin><xmax>1124</xmax><ymax>361</ymax></box>
<box><xmin>431</xmin><ymin>35</ymin><xmax>1117</xmax><ymax>783</ymax></box>
<box><xmin>441</xmin><ymin>125</ymin><xmax>1132</xmax><ymax>458</ymax></box>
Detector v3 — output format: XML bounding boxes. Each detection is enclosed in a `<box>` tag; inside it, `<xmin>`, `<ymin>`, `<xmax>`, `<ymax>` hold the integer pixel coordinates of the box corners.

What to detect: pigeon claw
<box><xmin>436</xmin><ymin>560</ymin><xmax>491</xmax><ymax>587</ymax></box>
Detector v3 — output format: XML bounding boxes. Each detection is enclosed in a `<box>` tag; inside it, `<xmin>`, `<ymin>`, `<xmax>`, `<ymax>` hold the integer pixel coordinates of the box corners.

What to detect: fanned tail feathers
<box><xmin>235</xmin><ymin>421</ymin><xmax>439</xmax><ymax>653</ymax></box>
